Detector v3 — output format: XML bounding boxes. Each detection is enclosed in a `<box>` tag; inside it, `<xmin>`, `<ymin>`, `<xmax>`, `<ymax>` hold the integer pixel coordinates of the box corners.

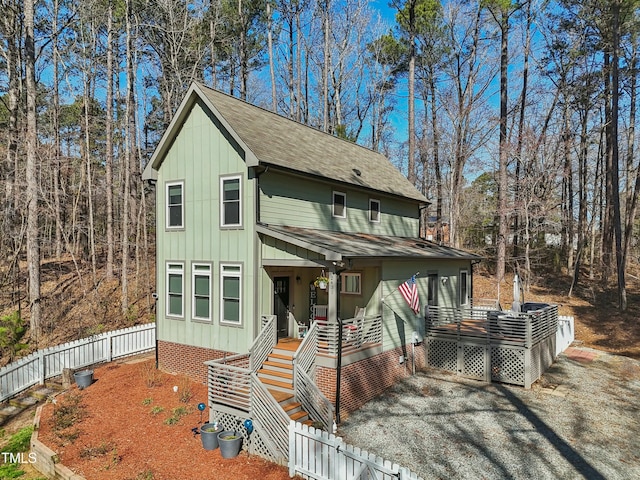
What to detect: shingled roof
<box><xmin>144</xmin><ymin>82</ymin><xmax>428</xmax><ymax>203</ymax></box>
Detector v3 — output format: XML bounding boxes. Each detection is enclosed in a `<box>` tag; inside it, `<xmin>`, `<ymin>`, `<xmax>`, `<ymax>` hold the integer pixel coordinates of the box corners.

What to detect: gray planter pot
<box><xmin>73</xmin><ymin>369</ymin><xmax>94</xmax><ymax>389</ymax></box>
<box><xmin>217</xmin><ymin>431</ymin><xmax>243</xmax><ymax>458</ymax></box>
<box><xmin>199</xmin><ymin>423</ymin><xmax>221</xmax><ymax>450</ymax></box>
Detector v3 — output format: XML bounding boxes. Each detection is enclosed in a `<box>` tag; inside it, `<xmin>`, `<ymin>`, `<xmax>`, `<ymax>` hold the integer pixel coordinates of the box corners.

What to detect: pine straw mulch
<box><xmin>37</xmin><ymin>358</ymin><xmax>297</xmax><ymax>480</ymax></box>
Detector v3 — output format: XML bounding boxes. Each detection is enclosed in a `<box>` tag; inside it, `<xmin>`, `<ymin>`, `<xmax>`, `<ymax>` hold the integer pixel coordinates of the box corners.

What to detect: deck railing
<box><xmin>316</xmin><ymin>314</ymin><xmax>382</xmax><ymax>356</ymax></box>
<box><xmin>425</xmin><ymin>304</ymin><xmax>558</xmax><ymax>348</ymax></box>
<box><xmin>206</xmin><ymin>353</ymin><xmax>251</xmax><ymax>414</ymax></box>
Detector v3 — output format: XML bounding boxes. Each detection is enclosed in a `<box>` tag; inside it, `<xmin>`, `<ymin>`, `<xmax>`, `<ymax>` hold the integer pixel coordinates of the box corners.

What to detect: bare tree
<box><xmin>440</xmin><ymin>0</ymin><xmax>497</xmax><ymax>248</ymax></box>
<box><xmin>105</xmin><ymin>0</ymin><xmax>115</xmax><ymax>279</ymax></box>
<box><xmin>25</xmin><ymin>0</ymin><xmax>41</xmax><ymax>340</ymax></box>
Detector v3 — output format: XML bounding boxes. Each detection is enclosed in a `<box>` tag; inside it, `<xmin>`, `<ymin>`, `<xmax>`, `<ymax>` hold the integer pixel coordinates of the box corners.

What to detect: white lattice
<box><xmin>491</xmin><ymin>346</ymin><xmax>525</xmax><ymax>384</ymax></box>
<box><xmin>461</xmin><ymin>344</ymin><xmax>486</xmax><ymax>380</ymax></box>
<box><xmin>426</xmin><ymin>339</ymin><xmax>457</xmax><ymax>372</ymax></box>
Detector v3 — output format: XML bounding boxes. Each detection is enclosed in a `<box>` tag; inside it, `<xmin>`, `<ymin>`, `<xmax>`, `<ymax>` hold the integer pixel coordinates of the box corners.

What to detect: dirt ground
<box><xmin>36</xmin><ymin>358</ymin><xmax>296</xmax><ymax>480</ymax></box>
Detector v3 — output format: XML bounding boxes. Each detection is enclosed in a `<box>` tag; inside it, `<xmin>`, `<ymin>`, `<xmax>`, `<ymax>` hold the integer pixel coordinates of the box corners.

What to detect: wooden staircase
<box><xmin>257</xmin><ymin>338</ymin><xmax>312</xmax><ymax>425</ymax></box>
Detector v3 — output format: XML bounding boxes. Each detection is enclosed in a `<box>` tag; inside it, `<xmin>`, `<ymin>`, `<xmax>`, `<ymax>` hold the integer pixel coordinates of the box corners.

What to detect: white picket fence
<box><xmin>289</xmin><ymin>422</ymin><xmax>424</xmax><ymax>480</ymax></box>
<box><xmin>0</xmin><ymin>323</ymin><xmax>155</xmax><ymax>402</ymax></box>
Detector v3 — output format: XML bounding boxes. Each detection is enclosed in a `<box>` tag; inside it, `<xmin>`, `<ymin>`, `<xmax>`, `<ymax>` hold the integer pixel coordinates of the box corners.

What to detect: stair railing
<box><xmin>293</xmin><ymin>323</ymin><xmax>334</xmax><ymax>431</ymax></box>
<box><xmin>249</xmin><ymin>315</ymin><xmax>277</xmax><ymax>373</ymax></box>
<box><xmin>250</xmin><ymin>372</ymin><xmax>290</xmax><ymax>462</ymax></box>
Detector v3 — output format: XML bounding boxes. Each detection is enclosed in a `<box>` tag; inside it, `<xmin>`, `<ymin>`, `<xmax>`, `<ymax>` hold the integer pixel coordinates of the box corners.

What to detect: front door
<box><xmin>273</xmin><ymin>277</ymin><xmax>290</xmax><ymax>338</ymax></box>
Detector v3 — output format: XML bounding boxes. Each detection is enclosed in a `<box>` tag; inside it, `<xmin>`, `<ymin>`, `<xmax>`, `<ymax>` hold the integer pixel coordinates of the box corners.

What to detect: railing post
<box><xmin>106</xmin><ymin>331</ymin><xmax>113</xmax><ymax>363</ymax></box>
<box><xmin>38</xmin><ymin>350</ymin><xmax>45</xmax><ymax>385</ymax></box>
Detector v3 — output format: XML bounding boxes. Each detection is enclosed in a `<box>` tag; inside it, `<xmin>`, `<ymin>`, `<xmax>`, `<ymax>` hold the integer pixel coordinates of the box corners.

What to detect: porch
<box><xmin>425</xmin><ymin>302</ymin><xmax>559</xmax><ymax>388</ymax></box>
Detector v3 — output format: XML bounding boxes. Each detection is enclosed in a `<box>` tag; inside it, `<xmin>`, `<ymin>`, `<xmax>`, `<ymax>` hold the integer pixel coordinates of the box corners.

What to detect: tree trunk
<box><xmin>429</xmin><ymin>69</ymin><xmax>442</xmax><ymax>243</ymax></box>
<box><xmin>513</xmin><ymin>1</ymin><xmax>531</xmax><ymax>262</ymax></box>
<box><xmin>267</xmin><ymin>1</ymin><xmax>277</xmax><ymax>112</ymax></box>
<box><xmin>496</xmin><ymin>10</ymin><xmax>509</xmax><ymax>287</ymax></box>
<box><xmin>105</xmin><ymin>0</ymin><xmax>115</xmax><ymax>279</ymax></box>
<box><xmin>610</xmin><ymin>0</ymin><xmax>626</xmax><ymax>310</ymax></box>
<box><xmin>407</xmin><ymin>0</ymin><xmax>416</xmax><ymax>185</ymax></box>
<box><xmin>322</xmin><ymin>0</ymin><xmax>330</xmax><ymax>132</ymax></box>
<box><xmin>25</xmin><ymin>0</ymin><xmax>41</xmax><ymax>341</ymax></box>
<box><xmin>52</xmin><ymin>0</ymin><xmax>63</xmax><ymax>260</ymax></box>
<box><xmin>122</xmin><ymin>0</ymin><xmax>134</xmax><ymax>314</ymax></box>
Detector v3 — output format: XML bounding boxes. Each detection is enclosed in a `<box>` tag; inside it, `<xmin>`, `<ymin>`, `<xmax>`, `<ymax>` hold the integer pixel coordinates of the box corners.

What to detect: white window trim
<box><xmin>166</xmin><ymin>262</ymin><xmax>184</xmax><ymax>319</ymax></box>
<box><xmin>460</xmin><ymin>269</ymin><xmax>470</xmax><ymax>306</ymax></box>
<box><xmin>220</xmin><ymin>174</ymin><xmax>243</xmax><ymax>228</ymax></box>
<box><xmin>369</xmin><ymin>198</ymin><xmax>381</xmax><ymax>223</ymax></box>
<box><xmin>166</xmin><ymin>181</ymin><xmax>184</xmax><ymax>230</ymax></box>
<box><xmin>192</xmin><ymin>262</ymin><xmax>212</xmax><ymax>322</ymax></box>
<box><xmin>340</xmin><ymin>272</ymin><xmax>362</xmax><ymax>295</ymax></box>
<box><xmin>220</xmin><ymin>263</ymin><xmax>242</xmax><ymax>326</ymax></box>
<box><xmin>333</xmin><ymin>191</ymin><xmax>347</xmax><ymax>218</ymax></box>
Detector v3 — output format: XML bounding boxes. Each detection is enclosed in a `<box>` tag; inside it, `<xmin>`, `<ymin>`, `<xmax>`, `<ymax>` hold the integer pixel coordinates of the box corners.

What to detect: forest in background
<box><xmin>1</xmin><ymin>0</ymin><xmax>639</xmax><ymax>357</ymax></box>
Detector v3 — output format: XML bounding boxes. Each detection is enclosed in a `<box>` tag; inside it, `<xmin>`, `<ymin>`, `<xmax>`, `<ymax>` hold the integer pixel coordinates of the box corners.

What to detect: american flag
<box><xmin>398</xmin><ymin>275</ymin><xmax>420</xmax><ymax>314</ymax></box>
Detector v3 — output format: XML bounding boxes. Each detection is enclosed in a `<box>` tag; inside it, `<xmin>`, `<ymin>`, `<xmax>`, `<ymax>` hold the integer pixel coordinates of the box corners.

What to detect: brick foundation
<box><xmin>159</xmin><ymin>339</ymin><xmax>427</xmax><ymax>419</ymax></box>
<box><xmin>317</xmin><ymin>343</ymin><xmax>426</xmax><ymax>417</ymax></box>
<box><xmin>157</xmin><ymin>340</ymin><xmax>232</xmax><ymax>384</ymax></box>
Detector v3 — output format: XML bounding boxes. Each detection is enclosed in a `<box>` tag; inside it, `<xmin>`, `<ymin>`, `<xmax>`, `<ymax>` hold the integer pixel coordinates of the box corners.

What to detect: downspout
<box><xmin>252</xmin><ymin>165</ymin><xmax>269</xmax><ymax>341</ymax></box>
<box><xmin>335</xmin><ymin>273</ymin><xmax>343</xmax><ymax>424</ymax></box>
<box><xmin>332</xmin><ymin>263</ymin><xmax>348</xmax><ymax>425</ymax></box>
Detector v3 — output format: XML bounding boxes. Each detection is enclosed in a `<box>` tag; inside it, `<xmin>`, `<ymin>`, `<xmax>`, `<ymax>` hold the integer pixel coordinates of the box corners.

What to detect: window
<box><xmin>460</xmin><ymin>269</ymin><xmax>469</xmax><ymax>306</ymax></box>
<box><xmin>192</xmin><ymin>263</ymin><xmax>212</xmax><ymax>321</ymax></box>
<box><xmin>341</xmin><ymin>272</ymin><xmax>361</xmax><ymax>295</ymax></box>
<box><xmin>221</xmin><ymin>175</ymin><xmax>242</xmax><ymax>227</ymax></box>
<box><xmin>427</xmin><ymin>273</ymin><xmax>438</xmax><ymax>306</ymax></box>
<box><xmin>333</xmin><ymin>191</ymin><xmax>346</xmax><ymax>218</ymax></box>
<box><xmin>166</xmin><ymin>182</ymin><xmax>184</xmax><ymax>229</ymax></box>
<box><xmin>220</xmin><ymin>264</ymin><xmax>242</xmax><ymax>325</ymax></box>
<box><xmin>166</xmin><ymin>263</ymin><xmax>184</xmax><ymax>318</ymax></box>
<box><xmin>369</xmin><ymin>199</ymin><xmax>380</xmax><ymax>223</ymax></box>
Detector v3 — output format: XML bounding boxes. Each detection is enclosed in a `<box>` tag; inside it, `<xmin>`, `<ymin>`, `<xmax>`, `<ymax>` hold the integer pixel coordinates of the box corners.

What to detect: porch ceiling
<box><xmin>257</xmin><ymin>224</ymin><xmax>482</xmax><ymax>261</ymax></box>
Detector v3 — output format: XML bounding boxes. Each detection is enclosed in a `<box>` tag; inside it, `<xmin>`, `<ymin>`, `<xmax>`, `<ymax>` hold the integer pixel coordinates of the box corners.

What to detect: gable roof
<box><xmin>143</xmin><ymin>82</ymin><xmax>428</xmax><ymax>203</ymax></box>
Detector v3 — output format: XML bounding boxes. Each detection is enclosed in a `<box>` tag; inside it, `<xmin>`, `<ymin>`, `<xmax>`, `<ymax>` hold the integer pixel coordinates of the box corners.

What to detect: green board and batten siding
<box><xmin>379</xmin><ymin>259</ymin><xmax>470</xmax><ymax>352</ymax></box>
<box><xmin>259</xmin><ymin>171</ymin><xmax>419</xmax><ymax>236</ymax></box>
<box><xmin>155</xmin><ymin>99</ymin><xmax>257</xmax><ymax>353</ymax></box>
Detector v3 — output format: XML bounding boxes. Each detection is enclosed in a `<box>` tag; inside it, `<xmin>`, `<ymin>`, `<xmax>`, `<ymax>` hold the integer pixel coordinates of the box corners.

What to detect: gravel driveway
<box><xmin>338</xmin><ymin>346</ymin><xmax>640</xmax><ymax>480</ymax></box>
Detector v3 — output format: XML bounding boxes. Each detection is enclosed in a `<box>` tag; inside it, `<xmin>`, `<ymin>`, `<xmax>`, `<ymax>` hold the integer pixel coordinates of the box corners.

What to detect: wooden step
<box><xmin>263</xmin><ymin>360</ymin><xmax>293</xmax><ymax>374</ymax></box>
<box><xmin>269</xmin><ymin>389</ymin><xmax>293</xmax><ymax>404</ymax></box>
<box><xmin>258</xmin><ymin>368</ymin><xmax>293</xmax><ymax>381</ymax></box>
<box><xmin>282</xmin><ymin>401</ymin><xmax>302</xmax><ymax>414</ymax></box>
<box><xmin>260</xmin><ymin>377</ymin><xmax>293</xmax><ymax>392</ymax></box>
<box><xmin>272</xmin><ymin>349</ymin><xmax>296</xmax><ymax>359</ymax></box>
<box><xmin>269</xmin><ymin>350</ymin><xmax>293</xmax><ymax>362</ymax></box>
<box><xmin>289</xmin><ymin>410</ymin><xmax>308</xmax><ymax>422</ymax></box>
